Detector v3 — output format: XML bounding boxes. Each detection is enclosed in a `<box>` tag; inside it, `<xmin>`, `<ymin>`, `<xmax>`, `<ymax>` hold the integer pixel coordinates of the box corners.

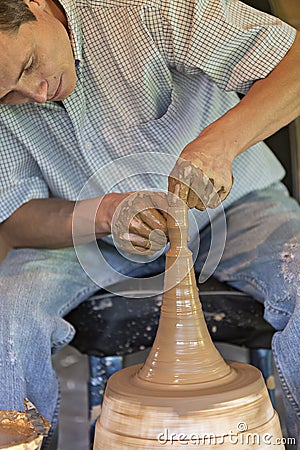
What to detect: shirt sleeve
<box><xmin>158</xmin><ymin>0</ymin><xmax>297</xmax><ymax>93</ymax></box>
<box><xmin>0</xmin><ymin>123</ymin><xmax>49</xmax><ymax>223</ymax></box>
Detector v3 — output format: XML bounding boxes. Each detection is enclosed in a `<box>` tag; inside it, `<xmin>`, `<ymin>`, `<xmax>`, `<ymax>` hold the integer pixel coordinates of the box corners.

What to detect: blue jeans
<box><xmin>0</xmin><ymin>182</ymin><xmax>299</xmax><ymax>447</ymax></box>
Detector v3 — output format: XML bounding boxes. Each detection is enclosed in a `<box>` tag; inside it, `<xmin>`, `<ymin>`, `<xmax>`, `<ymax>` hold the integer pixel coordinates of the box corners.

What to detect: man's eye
<box><xmin>24</xmin><ymin>56</ymin><xmax>36</xmax><ymax>74</ymax></box>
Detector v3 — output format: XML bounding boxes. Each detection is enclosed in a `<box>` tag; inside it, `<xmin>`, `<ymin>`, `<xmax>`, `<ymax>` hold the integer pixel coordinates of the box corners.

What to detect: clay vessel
<box><xmin>94</xmin><ymin>201</ymin><xmax>284</xmax><ymax>449</ymax></box>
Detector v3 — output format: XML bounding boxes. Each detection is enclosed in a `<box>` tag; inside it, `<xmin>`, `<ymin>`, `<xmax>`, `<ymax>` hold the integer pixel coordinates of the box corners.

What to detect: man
<box><xmin>0</xmin><ymin>0</ymin><xmax>300</xmax><ymax>448</ymax></box>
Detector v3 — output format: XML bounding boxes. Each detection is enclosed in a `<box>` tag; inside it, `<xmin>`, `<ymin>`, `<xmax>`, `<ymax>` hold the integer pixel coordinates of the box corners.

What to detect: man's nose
<box><xmin>17</xmin><ymin>79</ymin><xmax>48</xmax><ymax>103</ymax></box>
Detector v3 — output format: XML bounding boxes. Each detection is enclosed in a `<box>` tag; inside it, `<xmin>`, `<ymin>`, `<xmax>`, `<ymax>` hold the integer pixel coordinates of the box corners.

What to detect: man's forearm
<box><xmin>0</xmin><ymin>199</ymin><xmax>76</xmax><ymax>249</ymax></box>
<box><xmin>170</xmin><ymin>31</ymin><xmax>300</xmax><ymax>208</ymax></box>
<box><xmin>0</xmin><ymin>196</ymin><xmax>116</xmax><ymax>249</ymax></box>
<box><xmin>0</xmin><ymin>193</ymin><xmax>169</xmax><ymax>253</ymax></box>
<box><xmin>205</xmin><ymin>31</ymin><xmax>300</xmax><ymax>160</ymax></box>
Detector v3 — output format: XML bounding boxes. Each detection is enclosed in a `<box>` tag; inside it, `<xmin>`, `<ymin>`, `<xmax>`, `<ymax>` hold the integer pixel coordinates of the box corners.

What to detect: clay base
<box><xmin>94</xmin><ymin>361</ymin><xmax>284</xmax><ymax>449</ymax></box>
<box><xmin>95</xmin><ymin>416</ymin><xmax>282</xmax><ymax>449</ymax></box>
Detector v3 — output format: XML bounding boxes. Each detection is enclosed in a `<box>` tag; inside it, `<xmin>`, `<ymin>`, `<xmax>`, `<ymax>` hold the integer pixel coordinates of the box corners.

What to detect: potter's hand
<box><xmin>111</xmin><ymin>191</ymin><xmax>169</xmax><ymax>255</ymax></box>
<box><xmin>168</xmin><ymin>137</ymin><xmax>234</xmax><ymax>210</ymax></box>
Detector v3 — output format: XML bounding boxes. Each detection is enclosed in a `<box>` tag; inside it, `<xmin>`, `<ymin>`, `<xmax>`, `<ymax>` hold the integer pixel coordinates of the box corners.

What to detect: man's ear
<box><xmin>25</xmin><ymin>0</ymin><xmax>48</xmax><ymax>12</ymax></box>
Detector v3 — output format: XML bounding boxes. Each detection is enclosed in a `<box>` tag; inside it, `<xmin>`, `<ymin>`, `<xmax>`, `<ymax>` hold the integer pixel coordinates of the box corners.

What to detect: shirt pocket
<box><xmin>126</xmin><ymin>97</ymin><xmax>180</xmax><ymax>153</ymax></box>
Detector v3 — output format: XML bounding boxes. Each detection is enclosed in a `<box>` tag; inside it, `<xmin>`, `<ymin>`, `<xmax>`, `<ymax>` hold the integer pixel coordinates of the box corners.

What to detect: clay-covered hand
<box><xmin>168</xmin><ymin>138</ymin><xmax>234</xmax><ymax>210</ymax></box>
<box><xmin>111</xmin><ymin>191</ymin><xmax>169</xmax><ymax>255</ymax></box>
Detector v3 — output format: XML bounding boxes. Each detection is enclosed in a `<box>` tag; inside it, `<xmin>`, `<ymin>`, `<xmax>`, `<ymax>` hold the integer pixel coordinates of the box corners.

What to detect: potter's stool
<box><xmin>65</xmin><ymin>276</ymin><xmax>275</xmax><ymax>443</ymax></box>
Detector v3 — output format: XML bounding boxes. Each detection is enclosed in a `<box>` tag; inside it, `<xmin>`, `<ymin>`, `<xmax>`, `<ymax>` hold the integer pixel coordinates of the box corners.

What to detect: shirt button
<box><xmin>85</xmin><ymin>141</ymin><xmax>93</xmax><ymax>150</ymax></box>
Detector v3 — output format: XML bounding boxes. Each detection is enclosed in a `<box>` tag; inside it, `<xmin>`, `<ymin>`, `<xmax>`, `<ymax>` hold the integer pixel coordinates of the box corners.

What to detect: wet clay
<box><xmin>94</xmin><ymin>201</ymin><xmax>284</xmax><ymax>449</ymax></box>
<box><xmin>0</xmin><ymin>414</ymin><xmax>41</xmax><ymax>450</ymax></box>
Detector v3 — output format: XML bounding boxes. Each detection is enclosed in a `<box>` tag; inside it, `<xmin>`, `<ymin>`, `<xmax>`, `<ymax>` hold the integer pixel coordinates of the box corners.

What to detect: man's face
<box><xmin>0</xmin><ymin>1</ymin><xmax>76</xmax><ymax>104</ymax></box>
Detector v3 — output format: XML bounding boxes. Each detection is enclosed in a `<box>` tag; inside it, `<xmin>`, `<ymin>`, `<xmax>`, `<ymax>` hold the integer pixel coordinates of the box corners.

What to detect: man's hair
<box><xmin>0</xmin><ymin>0</ymin><xmax>36</xmax><ymax>34</ymax></box>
